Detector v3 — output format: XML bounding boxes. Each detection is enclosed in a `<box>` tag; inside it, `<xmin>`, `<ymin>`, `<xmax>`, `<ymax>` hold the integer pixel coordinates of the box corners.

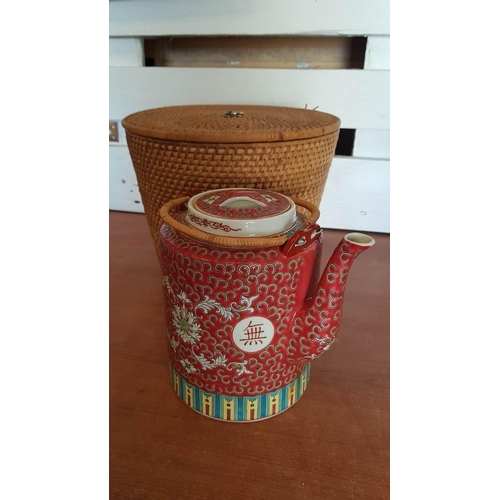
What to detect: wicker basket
<box><xmin>122</xmin><ymin>105</ymin><xmax>340</xmax><ymax>254</ymax></box>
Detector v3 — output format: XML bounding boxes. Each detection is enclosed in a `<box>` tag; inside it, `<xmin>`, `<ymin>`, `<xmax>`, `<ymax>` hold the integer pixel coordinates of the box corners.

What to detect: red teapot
<box><xmin>159</xmin><ymin>188</ymin><xmax>374</xmax><ymax>422</ymax></box>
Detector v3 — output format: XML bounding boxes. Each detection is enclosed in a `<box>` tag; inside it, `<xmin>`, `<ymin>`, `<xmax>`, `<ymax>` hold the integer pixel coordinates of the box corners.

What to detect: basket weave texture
<box><xmin>122</xmin><ymin>105</ymin><xmax>340</xmax><ymax>253</ymax></box>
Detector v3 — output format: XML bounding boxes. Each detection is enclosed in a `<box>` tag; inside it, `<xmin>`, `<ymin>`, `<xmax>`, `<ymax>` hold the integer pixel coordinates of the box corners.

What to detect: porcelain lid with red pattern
<box><xmin>187</xmin><ymin>188</ymin><xmax>297</xmax><ymax>237</ymax></box>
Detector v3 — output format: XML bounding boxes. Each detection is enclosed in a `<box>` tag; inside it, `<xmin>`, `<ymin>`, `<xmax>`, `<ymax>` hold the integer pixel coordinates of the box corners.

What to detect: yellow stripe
<box><xmin>301</xmin><ymin>371</ymin><xmax>307</xmax><ymax>393</ymax></box>
<box><xmin>201</xmin><ymin>393</ymin><xmax>214</xmax><ymax>417</ymax></box>
<box><xmin>222</xmin><ymin>398</ymin><xmax>236</xmax><ymax>420</ymax></box>
<box><xmin>267</xmin><ymin>392</ymin><xmax>280</xmax><ymax>416</ymax></box>
<box><xmin>245</xmin><ymin>398</ymin><xmax>259</xmax><ymax>420</ymax></box>
<box><xmin>184</xmin><ymin>384</ymin><xmax>195</xmax><ymax>408</ymax></box>
<box><xmin>288</xmin><ymin>380</ymin><xmax>298</xmax><ymax>406</ymax></box>
<box><xmin>173</xmin><ymin>374</ymin><xmax>180</xmax><ymax>396</ymax></box>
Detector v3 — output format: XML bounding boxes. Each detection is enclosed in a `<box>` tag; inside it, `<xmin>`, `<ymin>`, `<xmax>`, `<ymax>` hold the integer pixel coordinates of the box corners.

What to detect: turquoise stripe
<box><xmin>170</xmin><ymin>363</ymin><xmax>311</xmax><ymax>421</ymax></box>
<box><xmin>260</xmin><ymin>391</ymin><xmax>268</xmax><ymax>419</ymax></box>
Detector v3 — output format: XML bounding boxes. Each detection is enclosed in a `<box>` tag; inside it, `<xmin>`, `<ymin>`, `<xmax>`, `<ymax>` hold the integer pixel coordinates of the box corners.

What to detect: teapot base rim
<box><xmin>169</xmin><ymin>364</ymin><xmax>310</xmax><ymax>422</ymax></box>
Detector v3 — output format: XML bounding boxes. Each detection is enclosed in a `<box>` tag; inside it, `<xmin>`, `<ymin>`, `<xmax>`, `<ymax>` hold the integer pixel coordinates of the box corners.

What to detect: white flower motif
<box><xmin>172</xmin><ymin>305</ymin><xmax>202</xmax><ymax>344</ymax></box>
<box><xmin>196</xmin><ymin>296</ymin><xmax>234</xmax><ymax>320</ymax></box>
<box><xmin>163</xmin><ymin>275</ymin><xmax>175</xmax><ymax>295</ymax></box>
<box><xmin>176</xmin><ymin>291</ymin><xmax>192</xmax><ymax>304</ymax></box>
<box><xmin>193</xmin><ymin>351</ymin><xmax>227</xmax><ymax>370</ymax></box>
<box><xmin>231</xmin><ymin>295</ymin><xmax>259</xmax><ymax>314</ymax></box>
<box><xmin>169</xmin><ymin>337</ymin><xmax>179</xmax><ymax>350</ymax></box>
<box><xmin>180</xmin><ymin>358</ymin><xmax>198</xmax><ymax>374</ymax></box>
<box><xmin>230</xmin><ymin>360</ymin><xmax>252</xmax><ymax>376</ymax></box>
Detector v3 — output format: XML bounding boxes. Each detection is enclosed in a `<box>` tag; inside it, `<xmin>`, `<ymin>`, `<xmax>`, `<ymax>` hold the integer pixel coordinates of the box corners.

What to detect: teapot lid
<box><xmin>186</xmin><ymin>188</ymin><xmax>296</xmax><ymax>237</ymax></box>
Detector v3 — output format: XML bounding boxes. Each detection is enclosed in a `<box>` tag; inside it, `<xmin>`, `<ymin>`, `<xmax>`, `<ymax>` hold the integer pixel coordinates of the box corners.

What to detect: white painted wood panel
<box><xmin>318</xmin><ymin>157</ymin><xmax>390</xmax><ymax>233</ymax></box>
<box><xmin>109</xmin><ymin>0</ymin><xmax>390</xmax><ymax>37</ymax></box>
<box><xmin>353</xmin><ymin>129</ymin><xmax>390</xmax><ymax>159</ymax></box>
<box><xmin>109</xmin><ymin>145</ymin><xmax>389</xmax><ymax>232</ymax></box>
<box><xmin>364</xmin><ymin>36</ymin><xmax>390</xmax><ymax>70</ymax></box>
<box><xmin>109</xmin><ymin>37</ymin><xmax>144</xmax><ymax>67</ymax></box>
<box><xmin>109</xmin><ymin>67</ymin><xmax>389</xmax><ymax>130</ymax></box>
<box><xmin>109</xmin><ymin>146</ymin><xmax>144</xmax><ymax>213</ymax></box>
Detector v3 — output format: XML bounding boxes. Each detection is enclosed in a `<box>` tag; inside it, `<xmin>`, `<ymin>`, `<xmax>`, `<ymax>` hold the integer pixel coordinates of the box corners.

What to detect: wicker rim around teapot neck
<box><xmin>160</xmin><ymin>196</ymin><xmax>320</xmax><ymax>248</ymax></box>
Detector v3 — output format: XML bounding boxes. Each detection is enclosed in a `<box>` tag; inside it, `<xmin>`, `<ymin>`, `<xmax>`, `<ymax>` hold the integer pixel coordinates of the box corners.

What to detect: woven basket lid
<box><xmin>122</xmin><ymin>105</ymin><xmax>340</xmax><ymax>143</ymax></box>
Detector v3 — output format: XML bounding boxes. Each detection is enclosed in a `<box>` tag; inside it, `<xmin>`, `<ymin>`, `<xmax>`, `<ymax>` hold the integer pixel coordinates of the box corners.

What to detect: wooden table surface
<box><xmin>110</xmin><ymin>211</ymin><xmax>390</xmax><ymax>500</ymax></box>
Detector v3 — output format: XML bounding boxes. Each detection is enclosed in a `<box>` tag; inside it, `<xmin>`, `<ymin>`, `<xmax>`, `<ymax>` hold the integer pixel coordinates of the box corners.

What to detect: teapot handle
<box><xmin>281</xmin><ymin>223</ymin><xmax>323</xmax><ymax>257</ymax></box>
<box><xmin>159</xmin><ymin>195</ymin><xmax>320</xmax><ymax>249</ymax></box>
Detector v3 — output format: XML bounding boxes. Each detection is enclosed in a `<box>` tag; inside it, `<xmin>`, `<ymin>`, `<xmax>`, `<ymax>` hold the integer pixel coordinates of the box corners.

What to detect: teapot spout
<box><xmin>290</xmin><ymin>233</ymin><xmax>375</xmax><ymax>362</ymax></box>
